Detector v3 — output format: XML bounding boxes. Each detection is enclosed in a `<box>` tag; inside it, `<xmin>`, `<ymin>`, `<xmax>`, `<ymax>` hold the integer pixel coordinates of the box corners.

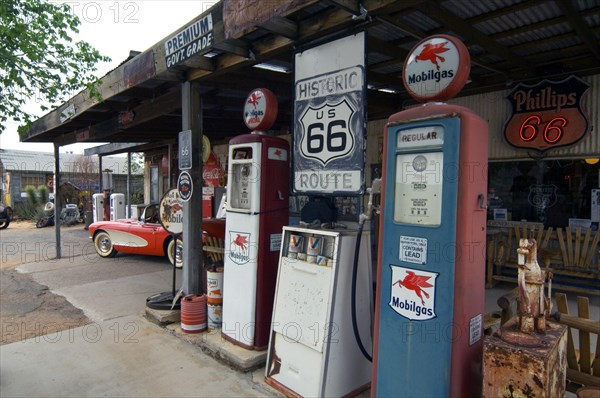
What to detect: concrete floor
<box><xmin>1</xmin><ymin>225</ymin><xmax>597</xmax><ymax>397</ymax></box>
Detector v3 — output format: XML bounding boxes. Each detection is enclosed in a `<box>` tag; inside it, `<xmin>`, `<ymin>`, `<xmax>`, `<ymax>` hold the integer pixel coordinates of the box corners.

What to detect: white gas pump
<box><xmin>92</xmin><ymin>193</ymin><xmax>104</xmax><ymax>223</ymax></box>
<box><xmin>221</xmin><ymin>89</ymin><xmax>289</xmax><ymax>350</ymax></box>
<box><xmin>109</xmin><ymin>193</ymin><xmax>125</xmax><ymax>220</ymax></box>
<box><xmin>264</xmin><ymin>181</ymin><xmax>380</xmax><ymax>398</ymax></box>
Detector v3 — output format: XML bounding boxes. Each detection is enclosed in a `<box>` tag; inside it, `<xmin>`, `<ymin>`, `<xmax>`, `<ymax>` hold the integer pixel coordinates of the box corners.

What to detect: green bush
<box><xmin>37</xmin><ymin>185</ymin><xmax>49</xmax><ymax>203</ymax></box>
<box><xmin>16</xmin><ymin>186</ymin><xmax>46</xmax><ymax>221</ymax></box>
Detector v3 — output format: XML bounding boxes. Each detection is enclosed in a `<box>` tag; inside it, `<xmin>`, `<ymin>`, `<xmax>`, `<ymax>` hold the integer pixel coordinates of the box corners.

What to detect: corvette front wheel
<box><xmin>167</xmin><ymin>237</ymin><xmax>183</xmax><ymax>268</ymax></box>
<box><xmin>94</xmin><ymin>231</ymin><xmax>118</xmax><ymax>258</ymax></box>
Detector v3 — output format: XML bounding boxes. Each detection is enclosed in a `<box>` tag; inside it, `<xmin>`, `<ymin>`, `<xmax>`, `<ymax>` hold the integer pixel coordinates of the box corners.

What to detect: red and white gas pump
<box><xmin>221</xmin><ymin>88</ymin><xmax>289</xmax><ymax>350</ymax></box>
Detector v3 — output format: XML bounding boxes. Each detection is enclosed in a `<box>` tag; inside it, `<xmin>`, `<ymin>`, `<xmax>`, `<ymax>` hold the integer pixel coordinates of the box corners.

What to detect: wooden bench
<box><xmin>487</xmin><ymin>222</ymin><xmax>599</xmax><ymax>295</ymax></box>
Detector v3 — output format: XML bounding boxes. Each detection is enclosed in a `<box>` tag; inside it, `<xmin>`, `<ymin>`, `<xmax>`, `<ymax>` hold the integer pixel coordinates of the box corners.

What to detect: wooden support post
<box><xmin>53</xmin><ymin>143</ymin><xmax>61</xmax><ymax>259</ymax></box>
<box><xmin>181</xmin><ymin>81</ymin><xmax>204</xmax><ymax>295</ymax></box>
<box><xmin>126</xmin><ymin>152</ymin><xmax>131</xmax><ymax>217</ymax></box>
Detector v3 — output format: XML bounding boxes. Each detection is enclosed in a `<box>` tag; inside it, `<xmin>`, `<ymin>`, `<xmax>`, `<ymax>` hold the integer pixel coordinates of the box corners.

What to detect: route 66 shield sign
<box><xmin>299</xmin><ymin>99</ymin><xmax>355</xmax><ymax>166</ymax></box>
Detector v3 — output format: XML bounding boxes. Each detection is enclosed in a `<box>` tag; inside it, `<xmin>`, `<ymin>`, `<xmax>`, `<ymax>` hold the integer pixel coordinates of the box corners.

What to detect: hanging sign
<box><xmin>402</xmin><ymin>34</ymin><xmax>471</xmax><ymax>103</ymax></box>
<box><xmin>159</xmin><ymin>188</ymin><xmax>184</xmax><ymax>234</ymax></box>
<box><xmin>243</xmin><ymin>88</ymin><xmax>278</xmax><ymax>131</ymax></box>
<box><xmin>164</xmin><ymin>13</ymin><xmax>214</xmax><ymax>68</ymax></box>
<box><xmin>293</xmin><ymin>31</ymin><xmax>366</xmax><ymax>195</ymax></box>
<box><xmin>503</xmin><ymin>75</ymin><xmax>590</xmax><ymax>152</ymax></box>
<box><xmin>179</xmin><ymin>130</ymin><xmax>192</xmax><ymax>170</ymax></box>
<box><xmin>177</xmin><ymin>171</ymin><xmax>193</xmax><ymax>202</ymax></box>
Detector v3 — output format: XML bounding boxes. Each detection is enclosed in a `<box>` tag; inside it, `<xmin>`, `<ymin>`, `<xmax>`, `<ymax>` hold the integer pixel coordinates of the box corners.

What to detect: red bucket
<box><xmin>181</xmin><ymin>294</ymin><xmax>207</xmax><ymax>333</ymax></box>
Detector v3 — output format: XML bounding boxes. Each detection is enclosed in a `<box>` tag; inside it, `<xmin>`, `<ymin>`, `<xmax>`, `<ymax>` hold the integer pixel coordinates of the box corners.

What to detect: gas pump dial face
<box><xmin>394</xmin><ymin>152</ymin><xmax>443</xmax><ymax>226</ymax></box>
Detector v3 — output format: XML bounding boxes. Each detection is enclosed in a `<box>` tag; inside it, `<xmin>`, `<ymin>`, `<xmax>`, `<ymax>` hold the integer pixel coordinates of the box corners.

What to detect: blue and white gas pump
<box><xmin>371</xmin><ymin>35</ymin><xmax>489</xmax><ymax>397</ymax></box>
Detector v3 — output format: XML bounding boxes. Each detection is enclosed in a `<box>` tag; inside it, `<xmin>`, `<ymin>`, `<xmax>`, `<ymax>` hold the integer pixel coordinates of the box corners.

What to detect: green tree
<box><xmin>0</xmin><ymin>0</ymin><xmax>110</xmax><ymax>135</ymax></box>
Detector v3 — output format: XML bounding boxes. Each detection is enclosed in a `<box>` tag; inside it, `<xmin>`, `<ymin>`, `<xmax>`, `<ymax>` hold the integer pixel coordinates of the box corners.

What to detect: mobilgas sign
<box><xmin>293</xmin><ymin>32</ymin><xmax>366</xmax><ymax>195</ymax></box>
<box><xmin>503</xmin><ymin>75</ymin><xmax>590</xmax><ymax>152</ymax></box>
<box><xmin>402</xmin><ymin>35</ymin><xmax>470</xmax><ymax>103</ymax></box>
<box><xmin>159</xmin><ymin>188</ymin><xmax>184</xmax><ymax>234</ymax></box>
<box><xmin>164</xmin><ymin>14</ymin><xmax>213</xmax><ymax>68</ymax></box>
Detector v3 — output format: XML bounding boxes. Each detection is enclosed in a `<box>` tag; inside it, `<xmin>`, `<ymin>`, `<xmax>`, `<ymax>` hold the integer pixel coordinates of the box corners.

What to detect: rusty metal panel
<box><xmin>482</xmin><ymin>322</ymin><xmax>567</xmax><ymax>398</ymax></box>
<box><xmin>449</xmin><ymin>74</ymin><xmax>600</xmax><ymax>160</ymax></box>
<box><xmin>124</xmin><ymin>51</ymin><xmax>155</xmax><ymax>89</ymax></box>
<box><xmin>222</xmin><ymin>0</ymin><xmax>313</xmax><ymax>40</ymax></box>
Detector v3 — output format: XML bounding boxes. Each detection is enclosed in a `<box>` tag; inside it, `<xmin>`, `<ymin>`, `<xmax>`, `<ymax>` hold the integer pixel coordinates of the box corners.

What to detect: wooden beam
<box><xmin>84</xmin><ymin>142</ymin><xmax>149</xmax><ymax>156</ymax></box>
<box><xmin>126</xmin><ymin>87</ymin><xmax>182</xmax><ymax>129</ymax></box>
<box><xmin>24</xmin><ymin>4</ymin><xmax>223</xmax><ymax>141</ymax></box>
<box><xmin>368</xmin><ymin>36</ymin><xmax>409</xmax><ymax>59</ymax></box>
<box><xmin>259</xmin><ymin>16</ymin><xmax>299</xmax><ymax>39</ymax></box>
<box><xmin>188</xmin><ymin>0</ymin><xmax>399</xmax><ymax>81</ymax></box>
<box><xmin>324</xmin><ymin>0</ymin><xmax>361</xmax><ymax>15</ymax></box>
<box><xmin>556</xmin><ymin>0</ymin><xmax>600</xmax><ymax>61</ymax></box>
<box><xmin>214</xmin><ymin>39</ymin><xmax>251</xmax><ymax>58</ymax></box>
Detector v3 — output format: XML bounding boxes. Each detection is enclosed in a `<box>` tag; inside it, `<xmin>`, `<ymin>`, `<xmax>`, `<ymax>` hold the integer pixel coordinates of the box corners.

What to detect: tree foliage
<box><xmin>0</xmin><ymin>0</ymin><xmax>110</xmax><ymax>136</ymax></box>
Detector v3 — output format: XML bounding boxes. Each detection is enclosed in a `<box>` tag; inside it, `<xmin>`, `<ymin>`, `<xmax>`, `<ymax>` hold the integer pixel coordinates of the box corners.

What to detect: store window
<box><xmin>488</xmin><ymin>159</ymin><xmax>600</xmax><ymax>229</ymax></box>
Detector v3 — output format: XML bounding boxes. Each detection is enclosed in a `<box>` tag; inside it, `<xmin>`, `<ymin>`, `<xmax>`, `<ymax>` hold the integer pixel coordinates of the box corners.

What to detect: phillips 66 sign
<box><xmin>293</xmin><ymin>32</ymin><xmax>366</xmax><ymax>195</ymax></box>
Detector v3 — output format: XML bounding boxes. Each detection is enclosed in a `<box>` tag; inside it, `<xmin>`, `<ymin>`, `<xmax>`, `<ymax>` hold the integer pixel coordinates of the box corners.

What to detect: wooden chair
<box><xmin>202</xmin><ymin>234</ymin><xmax>224</xmax><ymax>265</ymax></box>
<box><xmin>486</xmin><ymin>223</ymin><xmax>599</xmax><ymax>295</ymax></box>
<box><xmin>554</xmin><ymin>293</ymin><xmax>600</xmax><ymax>392</ymax></box>
<box><xmin>556</xmin><ymin>227</ymin><xmax>600</xmax><ymax>271</ymax></box>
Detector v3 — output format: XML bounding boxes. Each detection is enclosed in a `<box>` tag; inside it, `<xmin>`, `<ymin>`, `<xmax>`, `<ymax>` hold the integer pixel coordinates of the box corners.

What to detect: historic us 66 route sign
<box><xmin>293</xmin><ymin>32</ymin><xmax>366</xmax><ymax>195</ymax></box>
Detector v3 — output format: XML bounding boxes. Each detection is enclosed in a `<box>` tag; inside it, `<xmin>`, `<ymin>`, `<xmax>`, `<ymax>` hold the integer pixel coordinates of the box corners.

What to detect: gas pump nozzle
<box><xmin>359</xmin><ymin>178</ymin><xmax>382</xmax><ymax>226</ymax></box>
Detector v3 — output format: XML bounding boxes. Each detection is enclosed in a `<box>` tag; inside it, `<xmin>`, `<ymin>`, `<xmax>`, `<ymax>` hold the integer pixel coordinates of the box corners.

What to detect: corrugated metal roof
<box><xmin>0</xmin><ymin>150</ymin><xmax>139</xmax><ymax>175</ymax></box>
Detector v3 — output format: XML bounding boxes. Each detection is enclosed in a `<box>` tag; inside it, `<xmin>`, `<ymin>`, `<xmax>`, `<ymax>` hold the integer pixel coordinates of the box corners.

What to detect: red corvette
<box><xmin>89</xmin><ymin>204</ymin><xmax>226</xmax><ymax>268</ymax></box>
<box><xmin>89</xmin><ymin>204</ymin><xmax>183</xmax><ymax>267</ymax></box>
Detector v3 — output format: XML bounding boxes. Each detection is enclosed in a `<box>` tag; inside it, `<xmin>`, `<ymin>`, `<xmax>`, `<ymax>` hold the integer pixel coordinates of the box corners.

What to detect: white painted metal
<box><xmin>222</xmin><ymin>141</ymin><xmax>262</xmax><ymax>347</ymax></box>
<box><xmin>110</xmin><ymin>193</ymin><xmax>125</xmax><ymax>221</ymax></box>
<box><xmin>92</xmin><ymin>193</ymin><xmax>104</xmax><ymax>223</ymax></box>
<box><xmin>266</xmin><ymin>226</ymin><xmax>372</xmax><ymax>397</ymax></box>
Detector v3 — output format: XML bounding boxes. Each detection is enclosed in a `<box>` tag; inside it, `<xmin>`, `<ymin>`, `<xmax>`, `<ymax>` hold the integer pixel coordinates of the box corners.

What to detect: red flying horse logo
<box><xmin>229</xmin><ymin>231</ymin><xmax>251</xmax><ymax>265</ymax></box>
<box><xmin>393</xmin><ymin>270</ymin><xmax>433</xmax><ymax>305</ymax></box>
<box><xmin>232</xmin><ymin>233</ymin><xmax>248</xmax><ymax>250</ymax></box>
<box><xmin>415</xmin><ymin>42</ymin><xmax>450</xmax><ymax>70</ymax></box>
<box><xmin>247</xmin><ymin>91</ymin><xmax>262</xmax><ymax>108</ymax></box>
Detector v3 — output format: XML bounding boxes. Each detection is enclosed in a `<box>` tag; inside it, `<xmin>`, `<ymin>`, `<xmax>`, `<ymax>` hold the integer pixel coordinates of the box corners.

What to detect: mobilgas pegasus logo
<box><xmin>389</xmin><ymin>265</ymin><xmax>438</xmax><ymax>321</ymax></box>
<box><xmin>228</xmin><ymin>231</ymin><xmax>251</xmax><ymax>265</ymax></box>
<box><xmin>402</xmin><ymin>35</ymin><xmax>470</xmax><ymax>102</ymax></box>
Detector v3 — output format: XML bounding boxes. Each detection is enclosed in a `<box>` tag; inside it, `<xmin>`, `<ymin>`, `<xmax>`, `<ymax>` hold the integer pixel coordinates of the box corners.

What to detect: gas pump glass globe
<box><xmin>241</xmin><ymin>165</ymin><xmax>250</xmax><ymax>177</ymax></box>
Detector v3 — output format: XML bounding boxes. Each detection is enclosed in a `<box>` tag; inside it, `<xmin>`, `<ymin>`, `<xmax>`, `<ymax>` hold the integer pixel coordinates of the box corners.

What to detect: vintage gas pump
<box><xmin>371</xmin><ymin>35</ymin><xmax>489</xmax><ymax>397</ymax></box>
<box><xmin>221</xmin><ymin>88</ymin><xmax>290</xmax><ymax>350</ymax></box>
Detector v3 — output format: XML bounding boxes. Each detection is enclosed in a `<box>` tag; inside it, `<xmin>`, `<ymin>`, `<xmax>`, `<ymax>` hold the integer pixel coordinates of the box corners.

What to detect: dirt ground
<box><xmin>0</xmin><ymin>221</ymin><xmax>90</xmax><ymax>345</ymax></box>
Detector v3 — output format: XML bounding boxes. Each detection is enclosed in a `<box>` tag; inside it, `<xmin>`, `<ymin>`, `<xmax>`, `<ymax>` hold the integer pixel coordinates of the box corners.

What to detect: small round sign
<box><xmin>243</xmin><ymin>88</ymin><xmax>278</xmax><ymax>131</ymax></box>
<box><xmin>159</xmin><ymin>188</ymin><xmax>184</xmax><ymax>234</ymax></box>
<box><xmin>177</xmin><ymin>171</ymin><xmax>193</xmax><ymax>202</ymax></box>
<box><xmin>402</xmin><ymin>35</ymin><xmax>471</xmax><ymax>103</ymax></box>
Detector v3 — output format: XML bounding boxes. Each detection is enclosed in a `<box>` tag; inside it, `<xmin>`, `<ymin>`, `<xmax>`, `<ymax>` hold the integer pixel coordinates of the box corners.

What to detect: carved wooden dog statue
<box><xmin>516</xmin><ymin>238</ymin><xmax>547</xmax><ymax>334</ymax></box>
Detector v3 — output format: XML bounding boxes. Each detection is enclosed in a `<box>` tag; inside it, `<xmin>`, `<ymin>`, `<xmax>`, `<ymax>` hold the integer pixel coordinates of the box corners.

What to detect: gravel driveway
<box><xmin>1</xmin><ymin>221</ymin><xmax>92</xmax><ymax>344</ymax></box>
